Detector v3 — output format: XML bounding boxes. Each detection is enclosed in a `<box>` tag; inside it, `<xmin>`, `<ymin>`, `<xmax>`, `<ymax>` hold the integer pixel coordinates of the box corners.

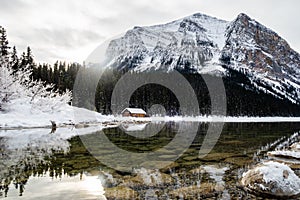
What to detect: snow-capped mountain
<box><xmin>101</xmin><ymin>13</ymin><xmax>300</xmax><ymax>104</ymax></box>
<box><xmin>105</xmin><ymin>13</ymin><xmax>228</xmax><ymax>74</ymax></box>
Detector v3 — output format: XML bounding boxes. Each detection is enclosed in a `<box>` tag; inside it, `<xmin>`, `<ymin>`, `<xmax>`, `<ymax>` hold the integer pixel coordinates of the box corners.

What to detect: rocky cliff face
<box><xmin>222</xmin><ymin>13</ymin><xmax>300</xmax><ymax>103</ymax></box>
<box><xmin>103</xmin><ymin>12</ymin><xmax>300</xmax><ymax>104</ymax></box>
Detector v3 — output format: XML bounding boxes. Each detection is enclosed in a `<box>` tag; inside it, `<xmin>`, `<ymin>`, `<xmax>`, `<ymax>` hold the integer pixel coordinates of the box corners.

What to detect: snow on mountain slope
<box><xmin>101</xmin><ymin>12</ymin><xmax>300</xmax><ymax>104</ymax></box>
<box><xmin>105</xmin><ymin>13</ymin><xmax>229</xmax><ymax>74</ymax></box>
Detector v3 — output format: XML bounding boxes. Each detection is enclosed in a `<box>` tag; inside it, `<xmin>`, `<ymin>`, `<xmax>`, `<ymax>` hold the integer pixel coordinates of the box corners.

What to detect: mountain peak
<box><xmin>236</xmin><ymin>13</ymin><xmax>251</xmax><ymax>20</ymax></box>
<box><xmin>192</xmin><ymin>12</ymin><xmax>209</xmax><ymax>18</ymax></box>
<box><xmin>189</xmin><ymin>12</ymin><xmax>227</xmax><ymax>22</ymax></box>
<box><xmin>229</xmin><ymin>13</ymin><xmax>258</xmax><ymax>30</ymax></box>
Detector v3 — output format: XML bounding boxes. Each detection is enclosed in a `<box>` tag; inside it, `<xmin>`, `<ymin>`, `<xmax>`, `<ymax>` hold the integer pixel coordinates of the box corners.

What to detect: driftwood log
<box><xmin>50</xmin><ymin>120</ymin><xmax>56</xmax><ymax>133</ymax></box>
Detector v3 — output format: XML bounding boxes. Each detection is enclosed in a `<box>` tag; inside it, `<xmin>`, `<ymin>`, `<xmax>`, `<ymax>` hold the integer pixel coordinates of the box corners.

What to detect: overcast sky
<box><xmin>0</xmin><ymin>0</ymin><xmax>299</xmax><ymax>64</ymax></box>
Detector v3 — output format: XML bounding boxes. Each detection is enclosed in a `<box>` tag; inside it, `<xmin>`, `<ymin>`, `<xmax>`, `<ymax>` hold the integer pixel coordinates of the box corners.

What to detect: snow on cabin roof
<box><xmin>121</xmin><ymin>108</ymin><xmax>146</xmax><ymax>114</ymax></box>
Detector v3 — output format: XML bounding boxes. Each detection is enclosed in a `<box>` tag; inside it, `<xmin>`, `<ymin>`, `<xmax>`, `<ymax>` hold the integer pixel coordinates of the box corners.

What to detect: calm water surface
<box><xmin>0</xmin><ymin>122</ymin><xmax>300</xmax><ymax>199</ymax></box>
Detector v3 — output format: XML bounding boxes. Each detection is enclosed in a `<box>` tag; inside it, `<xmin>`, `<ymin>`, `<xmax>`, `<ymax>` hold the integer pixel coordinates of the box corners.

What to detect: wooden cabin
<box><xmin>121</xmin><ymin>108</ymin><xmax>146</xmax><ymax>117</ymax></box>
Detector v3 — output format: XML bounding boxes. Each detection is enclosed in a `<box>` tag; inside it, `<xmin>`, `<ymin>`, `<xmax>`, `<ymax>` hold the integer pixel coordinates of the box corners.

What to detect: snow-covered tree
<box><xmin>0</xmin><ymin>63</ymin><xmax>25</xmax><ymax>111</ymax></box>
<box><xmin>0</xmin><ymin>61</ymin><xmax>71</xmax><ymax>113</ymax></box>
<box><xmin>0</xmin><ymin>27</ymin><xmax>71</xmax><ymax>113</ymax></box>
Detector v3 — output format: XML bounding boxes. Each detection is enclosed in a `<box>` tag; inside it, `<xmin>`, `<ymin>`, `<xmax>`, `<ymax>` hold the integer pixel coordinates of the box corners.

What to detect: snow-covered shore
<box><xmin>0</xmin><ymin>104</ymin><xmax>114</xmax><ymax>129</ymax></box>
<box><xmin>2</xmin><ymin>106</ymin><xmax>300</xmax><ymax>130</ymax></box>
<box><xmin>1</xmin><ymin>95</ymin><xmax>300</xmax><ymax>130</ymax></box>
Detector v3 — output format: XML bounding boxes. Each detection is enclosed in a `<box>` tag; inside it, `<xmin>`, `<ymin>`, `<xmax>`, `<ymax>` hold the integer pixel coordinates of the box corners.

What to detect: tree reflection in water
<box><xmin>0</xmin><ymin>122</ymin><xmax>299</xmax><ymax>199</ymax></box>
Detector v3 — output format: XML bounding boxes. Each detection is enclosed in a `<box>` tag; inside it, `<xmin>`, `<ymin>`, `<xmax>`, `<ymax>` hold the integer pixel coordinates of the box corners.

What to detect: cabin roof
<box><xmin>121</xmin><ymin>108</ymin><xmax>146</xmax><ymax>115</ymax></box>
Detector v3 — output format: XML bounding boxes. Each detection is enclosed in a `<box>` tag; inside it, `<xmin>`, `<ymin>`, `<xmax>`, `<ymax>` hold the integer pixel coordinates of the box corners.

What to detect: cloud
<box><xmin>30</xmin><ymin>28</ymin><xmax>104</xmax><ymax>48</ymax></box>
<box><xmin>0</xmin><ymin>0</ymin><xmax>28</xmax><ymax>13</ymax></box>
<box><xmin>0</xmin><ymin>0</ymin><xmax>299</xmax><ymax>64</ymax></box>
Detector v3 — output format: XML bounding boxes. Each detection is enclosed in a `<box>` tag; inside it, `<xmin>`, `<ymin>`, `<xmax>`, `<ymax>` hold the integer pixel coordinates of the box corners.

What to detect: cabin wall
<box><xmin>131</xmin><ymin>113</ymin><xmax>145</xmax><ymax>117</ymax></box>
<box><xmin>122</xmin><ymin>111</ymin><xmax>130</xmax><ymax>117</ymax></box>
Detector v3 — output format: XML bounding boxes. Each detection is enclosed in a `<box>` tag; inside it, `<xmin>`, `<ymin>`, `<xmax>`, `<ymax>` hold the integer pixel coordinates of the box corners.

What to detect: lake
<box><xmin>0</xmin><ymin>122</ymin><xmax>300</xmax><ymax>199</ymax></box>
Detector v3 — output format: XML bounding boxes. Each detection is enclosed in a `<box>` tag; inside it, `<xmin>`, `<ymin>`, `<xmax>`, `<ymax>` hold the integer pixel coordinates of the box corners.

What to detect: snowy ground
<box><xmin>2</xmin><ymin>112</ymin><xmax>300</xmax><ymax>129</ymax></box>
<box><xmin>0</xmin><ymin>104</ymin><xmax>114</xmax><ymax>129</ymax></box>
<box><xmin>1</xmin><ymin>103</ymin><xmax>300</xmax><ymax>129</ymax></box>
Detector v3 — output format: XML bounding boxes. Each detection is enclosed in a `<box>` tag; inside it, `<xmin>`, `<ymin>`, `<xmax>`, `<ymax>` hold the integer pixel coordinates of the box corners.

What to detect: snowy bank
<box><xmin>2</xmin><ymin>105</ymin><xmax>300</xmax><ymax>130</ymax></box>
<box><xmin>0</xmin><ymin>103</ymin><xmax>113</xmax><ymax>129</ymax></box>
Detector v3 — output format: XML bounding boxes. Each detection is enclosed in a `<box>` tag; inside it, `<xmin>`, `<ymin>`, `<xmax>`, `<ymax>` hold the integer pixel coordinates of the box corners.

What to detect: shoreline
<box><xmin>1</xmin><ymin>116</ymin><xmax>300</xmax><ymax>131</ymax></box>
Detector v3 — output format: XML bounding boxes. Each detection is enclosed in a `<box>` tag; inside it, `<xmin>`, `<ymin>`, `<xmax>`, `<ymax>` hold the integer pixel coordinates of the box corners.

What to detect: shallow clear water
<box><xmin>0</xmin><ymin>122</ymin><xmax>300</xmax><ymax>199</ymax></box>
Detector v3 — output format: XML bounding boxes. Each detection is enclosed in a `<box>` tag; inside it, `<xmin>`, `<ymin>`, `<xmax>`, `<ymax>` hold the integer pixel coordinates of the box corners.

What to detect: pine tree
<box><xmin>26</xmin><ymin>46</ymin><xmax>35</xmax><ymax>70</ymax></box>
<box><xmin>20</xmin><ymin>52</ymin><xmax>27</xmax><ymax>70</ymax></box>
<box><xmin>10</xmin><ymin>46</ymin><xmax>19</xmax><ymax>72</ymax></box>
<box><xmin>53</xmin><ymin>61</ymin><xmax>59</xmax><ymax>88</ymax></box>
<box><xmin>0</xmin><ymin>26</ymin><xmax>10</xmax><ymax>63</ymax></box>
<box><xmin>19</xmin><ymin>46</ymin><xmax>35</xmax><ymax>72</ymax></box>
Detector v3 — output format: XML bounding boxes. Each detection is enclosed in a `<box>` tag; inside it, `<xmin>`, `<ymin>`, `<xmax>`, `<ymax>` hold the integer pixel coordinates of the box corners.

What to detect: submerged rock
<box><xmin>168</xmin><ymin>183</ymin><xmax>221</xmax><ymax>199</ymax></box>
<box><xmin>225</xmin><ymin>156</ymin><xmax>253</xmax><ymax>167</ymax></box>
<box><xmin>121</xmin><ymin>168</ymin><xmax>173</xmax><ymax>188</ymax></box>
<box><xmin>104</xmin><ymin>186</ymin><xmax>138</xmax><ymax>200</ymax></box>
<box><xmin>199</xmin><ymin>152</ymin><xmax>236</xmax><ymax>161</ymax></box>
<box><xmin>241</xmin><ymin>161</ymin><xmax>300</xmax><ymax>198</ymax></box>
